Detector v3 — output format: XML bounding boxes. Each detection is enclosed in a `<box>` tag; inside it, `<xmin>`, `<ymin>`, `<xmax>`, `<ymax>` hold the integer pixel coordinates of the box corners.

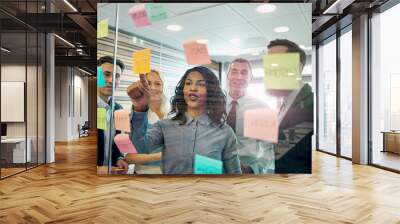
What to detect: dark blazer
<box><xmin>275</xmin><ymin>83</ymin><xmax>313</xmax><ymax>174</ymax></box>
<box><xmin>97</xmin><ymin>102</ymin><xmax>124</xmax><ymax>166</ymax></box>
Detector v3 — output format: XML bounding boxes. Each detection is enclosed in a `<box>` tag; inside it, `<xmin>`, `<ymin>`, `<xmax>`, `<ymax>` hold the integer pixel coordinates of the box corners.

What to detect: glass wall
<box><xmin>0</xmin><ymin>1</ymin><xmax>46</xmax><ymax>179</ymax></box>
<box><xmin>317</xmin><ymin>36</ymin><xmax>337</xmax><ymax>154</ymax></box>
<box><xmin>371</xmin><ymin>3</ymin><xmax>400</xmax><ymax>171</ymax></box>
<box><xmin>339</xmin><ymin>28</ymin><xmax>352</xmax><ymax>158</ymax></box>
<box><xmin>97</xmin><ymin>3</ymin><xmax>313</xmax><ymax>175</ymax></box>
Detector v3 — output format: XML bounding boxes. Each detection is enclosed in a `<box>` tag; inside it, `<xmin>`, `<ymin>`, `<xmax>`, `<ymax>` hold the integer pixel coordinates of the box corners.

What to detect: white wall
<box><xmin>54</xmin><ymin>67</ymin><xmax>89</xmax><ymax>141</ymax></box>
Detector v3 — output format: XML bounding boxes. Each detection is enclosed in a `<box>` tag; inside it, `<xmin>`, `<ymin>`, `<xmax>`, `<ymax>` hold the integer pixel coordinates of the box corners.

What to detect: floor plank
<box><xmin>0</xmin><ymin>134</ymin><xmax>399</xmax><ymax>223</ymax></box>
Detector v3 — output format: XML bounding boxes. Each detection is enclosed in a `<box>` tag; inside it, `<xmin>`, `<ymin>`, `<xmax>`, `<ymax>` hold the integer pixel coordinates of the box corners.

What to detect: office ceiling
<box><xmin>98</xmin><ymin>3</ymin><xmax>312</xmax><ymax>63</ymax></box>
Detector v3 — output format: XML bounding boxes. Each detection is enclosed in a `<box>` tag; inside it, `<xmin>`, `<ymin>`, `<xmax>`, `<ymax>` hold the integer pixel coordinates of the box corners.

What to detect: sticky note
<box><xmin>183</xmin><ymin>41</ymin><xmax>211</xmax><ymax>65</ymax></box>
<box><xmin>114</xmin><ymin>134</ymin><xmax>138</xmax><ymax>154</ymax></box>
<box><xmin>97</xmin><ymin>66</ymin><xmax>106</xmax><ymax>88</ymax></box>
<box><xmin>114</xmin><ymin>109</ymin><xmax>131</xmax><ymax>133</ymax></box>
<box><xmin>132</xmin><ymin>48</ymin><xmax>151</xmax><ymax>74</ymax></box>
<box><xmin>243</xmin><ymin>108</ymin><xmax>279</xmax><ymax>143</ymax></box>
<box><xmin>146</xmin><ymin>4</ymin><xmax>167</xmax><ymax>22</ymax></box>
<box><xmin>97</xmin><ymin>18</ymin><xmax>109</xmax><ymax>38</ymax></box>
<box><xmin>194</xmin><ymin>154</ymin><xmax>223</xmax><ymax>174</ymax></box>
<box><xmin>97</xmin><ymin>108</ymin><xmax>107</xmax><ymax>130</ymax></box>
<box><xmin>263</xmin><ymin>53</ymin><xmax>300</xmax><ymax>90</ymax></box>
<box><xmin>129</xmin><ymin>4</ymin><xmax>151</xmax><ymax>27</ymax></box>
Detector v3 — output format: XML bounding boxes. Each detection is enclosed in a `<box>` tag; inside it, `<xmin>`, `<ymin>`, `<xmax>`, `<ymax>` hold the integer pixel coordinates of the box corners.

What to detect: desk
<box><xmin>1</xmin><ymin>138</ymin><xmax>31</xmax><ymax>163</ymax></box>
<box><xmin>382</xmin><ymin>131</ymin><xmax>400</xmax><ymax>154</ymax></box>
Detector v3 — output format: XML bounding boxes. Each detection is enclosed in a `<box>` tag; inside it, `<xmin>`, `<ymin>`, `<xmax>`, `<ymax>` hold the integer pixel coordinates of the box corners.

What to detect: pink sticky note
<box><xmin>183</xmin><ymin>41</ymin><xmax>211</xmax><ymax>65</ymax></box>
<box><xmin>129</xmin><ymin>4</ymin><xmax>151</xmax><ymax>27</ymax></box>
<box><xmin>243</xmin><ymin>108</ymin><xmax>279</xmax><ymax>143</ymax></box>
<box><xmin>114</xmin><ymin>109</ymin><xmax>131</xmax><ymax>133</ymax></box>
<box><xmin>114</xmin><ymin>134</ymin><xmax>138</xmax><ymax>154</ymax></box>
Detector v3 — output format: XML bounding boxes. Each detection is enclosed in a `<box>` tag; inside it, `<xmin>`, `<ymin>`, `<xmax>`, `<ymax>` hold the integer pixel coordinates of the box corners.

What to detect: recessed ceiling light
<box><xmin>166</xmin><ymin>25</ymin><xmax>182</xmax><ymax>31</ymax></box>
<box><xmin>251</xmin><ymin>52</ymin><xmax>260</xmax><ymax>56</ymax></box>
<box><xmin>196</xmin><ymin>39</ymin><xmax>208</xmax><ymax>44</ymax></box>
<box><xmin>271</xmin><ymin>63</ymin><xmax>279</xmax><ymax>67</ymax></box>
<box><xmin>256</xmin><ymin>4</ymin><xmax>276</xmax><ymax>13</ymax></box>
<box><xmin>287</xmin><ymin>73</ymin><xmax>294</xmax><ymax>76</ymax></box>
<box><xmin>229</xmin><ymin>38</ymin><xmax>240</xmax><ymax>45</ymax></box>
<box><xmin>274</xmin><ymin>26</ymin><xmax>290</xmax><ymax>33</ymax></box>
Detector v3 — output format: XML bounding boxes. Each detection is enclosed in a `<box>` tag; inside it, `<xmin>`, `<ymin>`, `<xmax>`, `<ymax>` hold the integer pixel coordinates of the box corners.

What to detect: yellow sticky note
<box><xmin>97</xmin><ymin>108</ymin><xmax>107</xmax><ymax>130</ymax></box>
<box><xmin>132</xmin><ymin>48</ymin><xmax>151</xmax><ymax>75</ymax></box>
<box><xmin>263</xmin><ymin>53</ymin><xmax>300</xmax><ymax>90</ymax></box>
<box><xmin>97</xmin><ymin>19</ymin><xmax>109</xmax><ymax>38</ymax></box>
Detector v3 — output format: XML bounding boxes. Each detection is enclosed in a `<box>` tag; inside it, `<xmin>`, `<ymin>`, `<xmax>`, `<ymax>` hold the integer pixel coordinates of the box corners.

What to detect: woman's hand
<box><xmin>127</xmin><ymin>74</ymin><xmax>151</xmax><ymax>112</ymax></box>
<box><xmin>125</xmin><ymin>152</ymin><xmax>161</xmax><ymax>164</ymax></box>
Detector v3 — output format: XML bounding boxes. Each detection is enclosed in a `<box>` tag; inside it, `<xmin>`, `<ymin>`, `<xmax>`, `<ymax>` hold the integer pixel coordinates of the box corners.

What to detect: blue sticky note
<box><xmin>194</xmin><ymin>154</ymin><xmax>223</xmax><ymax>174</ymax></box>
<box><xmin>97</xmin><ymin>66</ymin><xmax>106</xmax><ymax>88</ymax></box>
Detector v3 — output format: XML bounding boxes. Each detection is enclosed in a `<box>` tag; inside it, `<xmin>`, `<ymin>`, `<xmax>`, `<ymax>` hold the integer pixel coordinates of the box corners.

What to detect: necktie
<box><xmin>227</xmin><ymin>100</ymin><xmax>238</xmax><ymax>132</ymax></box>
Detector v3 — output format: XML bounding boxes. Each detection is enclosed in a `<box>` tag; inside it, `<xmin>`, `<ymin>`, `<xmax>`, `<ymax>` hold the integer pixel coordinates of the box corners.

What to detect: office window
<box><xmin>371</xmin><ymin>3</ymin><xmax>400</xmax><ymax>171</ymax></box>
<box><xmin>0</xmin><ymin>1</ymin><xmax>46</xmax><ymax>179</ymax></box>
<box><xmin>318</xmin><ymin>36</ymin><xmax>337</xmax><ymax>154</ymax></box>
<box><xmin>339</xmin><ymin>28</ymin><xmax>352</xmax><ymax>158</ymax></box>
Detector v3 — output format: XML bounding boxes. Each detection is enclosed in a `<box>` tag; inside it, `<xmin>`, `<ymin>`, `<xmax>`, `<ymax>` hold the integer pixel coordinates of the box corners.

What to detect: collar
<box><xmin>227</xmin><ymin>93</ymin><xmax>248</xmax><ymax>107</ymax></box>
<box><xmin>184</xmin><ymin>112</ymin><xmax>212</xmax><ymax>126</ymax></box>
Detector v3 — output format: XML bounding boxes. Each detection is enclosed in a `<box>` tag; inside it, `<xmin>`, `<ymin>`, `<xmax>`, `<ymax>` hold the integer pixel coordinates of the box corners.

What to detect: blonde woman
<box><xmin>147</xmin><ymin>70</ymin><xmax>169</xmax><ymax>123</ymax></box>
<box><xmin>125</xmin><ymin>69</ymin><xmax>169</xmax><ymax>174</ymax></box>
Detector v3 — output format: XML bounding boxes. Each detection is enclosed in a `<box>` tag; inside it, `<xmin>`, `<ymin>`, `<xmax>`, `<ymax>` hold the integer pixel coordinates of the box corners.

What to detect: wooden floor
<box><xmin>1</xmin><ymin>135</ymin><xmax>400</xmax><ymax>223</ymax></box>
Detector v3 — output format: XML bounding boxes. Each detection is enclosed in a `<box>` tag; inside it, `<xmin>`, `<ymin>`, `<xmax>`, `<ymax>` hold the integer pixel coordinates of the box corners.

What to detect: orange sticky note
<box><xmin>114</xmin><ymin>109</ymin><xmax>131</xmax><ymax>133</ymax></box>
<box><xmin>132</xmin><ymin>48</ymin><xmax>151</xmax><ymax>75</ymax></box>
<box><xmin>114</xmin><ymin>134</ymin><xmax>138</xmax><ymax>154</ymax></box>
<box><xmin>183</xmin><ymin>41</ymin><xmax>211</xmax><ymax>65</ymax></box>
<box><xmin>243</xmin><ymin>108</ymin><xmax>279</xmax><ymax>143</ymax></box>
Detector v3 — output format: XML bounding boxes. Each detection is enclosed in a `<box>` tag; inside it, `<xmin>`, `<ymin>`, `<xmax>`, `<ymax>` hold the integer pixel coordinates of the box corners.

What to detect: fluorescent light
<box><xmin>251</xmin><ymin>52</ymin><xmax>260</xmax><ymax>56</ymax></box>
<box><xmin>196</xmin><ymin>39</ymin><xmax>208</xmax><ymax>44</ymax></box>
<box><xmin>256</xmin><ymin>4</ymin><xmax>276</xmax><ymax>13</ymax></box>
<box><xmin>78</xmin><ymin>68</ymin><xmax>92</xmax><ymax>76</ymax></box>
<box><xmin>166</xmin><ymin>25</ymin><xmax>182</xmax><ymax>31</ymax></box>
<box><xmin>229</xmin><ymin>38</ymin><xmax>240</xmax><ymax>45</ymax></box>
<box><xmin>1</xmin><ymin>47</ymin><xmax>11</xmax><ymax>53</ymax></box>
<box><xmin>63</xmin><ymin>0</ymin><xmax>78</xmax><ymax>12</ymax></box>
<box><xmin>322</xmin><ymin>0</ymin><xmax>347</xmax><ymax>14</ymax></box>
<box><xmin>288</xmin><ymin>73</ymin><xmax>294</xmax><ymax>76</ymax></box>
<box><xmin>54</xmin><ymin>34</ymin><xmax>75</xmax><ymax>48</ymax></box>
<box><xmin>271</xmin><ymin>63</ymin><xmax>279</xmax><ymax>67</ymax></box>
<box><xmin>274</xmin><ymin>26</ymin><xmax>289</xmax><ymax>33</ymax></box>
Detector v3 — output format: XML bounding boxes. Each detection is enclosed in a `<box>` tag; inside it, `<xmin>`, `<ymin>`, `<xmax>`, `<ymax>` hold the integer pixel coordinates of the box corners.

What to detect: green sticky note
<box><xmin>97</xmin><ymin>18</ymin><xmax>109</xmax><ymax>38</ymax></box>
<box><xmin>146</xmin><ymin>4</ymin><xmax>167</xmax><ymax>22</ymax></box>
<box><xmin>263</xmin><ymin>53</ymin><xmax>300</xmax><ymax>90</ymax></box>
<box><xmin>194</xmin><ymin>154</ymin><xmax>223</xmax><ymax>174</ymax></box>
<box><xmin>97</xmin><ymin>108</ymin><xmax>107</xmax><ymax>130</ymax></box>
<box><xmin>97</xmin><ymin>66</ymin><xmax>106</xmax><ymax>88</ymax></box>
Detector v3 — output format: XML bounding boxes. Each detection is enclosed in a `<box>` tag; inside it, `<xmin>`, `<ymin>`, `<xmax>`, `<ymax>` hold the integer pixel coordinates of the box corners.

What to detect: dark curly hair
<box><xmin>169</xmin><ymin>66</ymin><xmax>227</xmax><ymax>126</ymax></box>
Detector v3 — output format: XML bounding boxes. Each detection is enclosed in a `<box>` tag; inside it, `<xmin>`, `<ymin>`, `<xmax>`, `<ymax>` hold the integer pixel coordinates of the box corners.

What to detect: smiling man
<box><xmin>97</xmin><ymin>56</ymin><xmax>128</xmax><ymax>173</ymax></box>
<box><xmin>226</xmin><ymin>58</ymin><xmax>275</xmax><ymax>174</ymax></box>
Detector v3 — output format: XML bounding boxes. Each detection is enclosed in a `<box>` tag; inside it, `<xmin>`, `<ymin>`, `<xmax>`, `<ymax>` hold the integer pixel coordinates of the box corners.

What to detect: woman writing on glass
<box><xmin>125</xmin><ymin>66</ymin><xmax>241</xmax><ymax>174</ymax></box>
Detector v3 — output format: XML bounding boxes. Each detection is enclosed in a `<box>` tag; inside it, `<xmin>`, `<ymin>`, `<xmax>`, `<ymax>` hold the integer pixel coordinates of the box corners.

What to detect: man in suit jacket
<box><xmin>97</xmin><ymin>56</ymin><xmax>128</xmax><ymax>172</ymax></box>
<box><xmin>265</xmin><ymin>39</ymin><xmax>313</xmax><ymax>173</ymax></box>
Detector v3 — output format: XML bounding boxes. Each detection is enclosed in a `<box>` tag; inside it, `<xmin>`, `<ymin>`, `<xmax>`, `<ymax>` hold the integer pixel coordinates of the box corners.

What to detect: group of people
<box><xmin>97</xmin><ymin>38</ymin><xmax>310</xmax><ymax>174</ymax></box>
